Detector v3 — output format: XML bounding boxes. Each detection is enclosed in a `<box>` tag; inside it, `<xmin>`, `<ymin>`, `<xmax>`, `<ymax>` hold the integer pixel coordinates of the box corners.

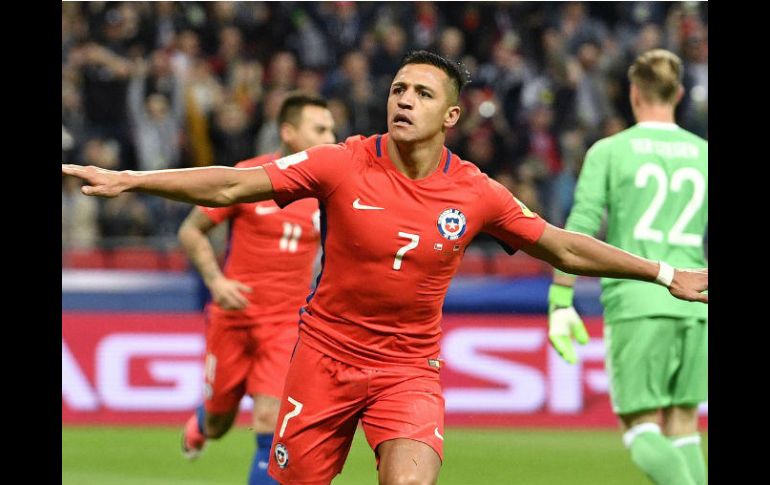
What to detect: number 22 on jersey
<box><xmin>633</xmin><ymin>163</ymin><xmax>705</xmax><ymax>246</ymax></box>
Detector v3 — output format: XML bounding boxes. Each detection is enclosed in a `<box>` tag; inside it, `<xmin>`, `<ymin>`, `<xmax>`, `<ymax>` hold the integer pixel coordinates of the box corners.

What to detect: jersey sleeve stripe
<box><xmin>302</xmin><ymin>203</ymin><xmax>328</xmax><ymax>309</ymax></box>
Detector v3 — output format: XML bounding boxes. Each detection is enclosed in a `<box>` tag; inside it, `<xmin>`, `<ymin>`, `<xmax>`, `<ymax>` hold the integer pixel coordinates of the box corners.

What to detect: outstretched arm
<box><xmin>61</xmin><ymin>164</ymin><xmax>274</xmax><ymax>207</ymax></box>
<box><xmin>522</xmin><ymin>224</ymin><xmax>708</xmax><ymax>303</ymax></box>
<box><xmin>178</xmin><ymin>208</ymin><xmax>251</xmax><ymax>310</ymax></box>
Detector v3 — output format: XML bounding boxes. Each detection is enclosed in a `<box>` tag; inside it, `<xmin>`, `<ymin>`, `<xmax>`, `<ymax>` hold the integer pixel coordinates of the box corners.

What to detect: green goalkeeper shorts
<box><xmin>604</xmin><ymin>316</ymin><xmax>707</xmax><ymax>415</ymax></box>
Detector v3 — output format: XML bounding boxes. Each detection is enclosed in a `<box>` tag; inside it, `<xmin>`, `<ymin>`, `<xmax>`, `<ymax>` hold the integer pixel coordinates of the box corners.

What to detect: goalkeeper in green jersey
<box><xmin>548</xmin><ymin>49</ymin><xmax>707</xmax><ymax>485</ymax></box>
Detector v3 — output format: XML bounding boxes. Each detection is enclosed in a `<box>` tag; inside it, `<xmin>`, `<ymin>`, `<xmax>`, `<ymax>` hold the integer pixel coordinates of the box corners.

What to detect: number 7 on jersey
<box><xmin>393</xmin><ymin>232</ymin><xmax>420</xmax><ymax>270</ymax></box>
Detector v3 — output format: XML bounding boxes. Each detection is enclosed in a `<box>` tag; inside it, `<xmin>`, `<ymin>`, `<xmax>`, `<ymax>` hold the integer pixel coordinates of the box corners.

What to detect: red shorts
<box><xmin>203</xmin><ymin>314</ymin><xmax>298</xmax><ymax>414</ymax></box>
<box><xmin>268</xmin><ymin>338</ymin><xmax>444</xmax><ymax>484</ymax></box>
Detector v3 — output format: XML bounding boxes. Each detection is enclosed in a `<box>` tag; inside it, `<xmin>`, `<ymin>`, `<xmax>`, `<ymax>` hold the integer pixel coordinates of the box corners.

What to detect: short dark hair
<box><xmin>278</xmin><ymin>92</ymin><xmax>328</xmax><ymax>126</ymax></box>
<box><xmin>399</xmin><ymin>50</ymin><xmax>470</xmax><ymax>104</ymax></box>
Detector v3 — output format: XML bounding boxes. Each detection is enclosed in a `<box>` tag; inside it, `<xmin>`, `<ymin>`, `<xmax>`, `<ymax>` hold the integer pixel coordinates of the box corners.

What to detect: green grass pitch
<box><xmin>62</xmin><ymin>426</ymin><xmax>707</xmax><ymax>484</ymax></box>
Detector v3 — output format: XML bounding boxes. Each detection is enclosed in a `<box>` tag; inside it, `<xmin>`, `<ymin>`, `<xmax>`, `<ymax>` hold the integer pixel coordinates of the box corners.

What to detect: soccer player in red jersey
<box><xmin>177</xmin><ymin>93</ymin><xmax>334</xmax><ymax>485</ymax></box>
<box><xmin>63</xmin><ymin>51</ymin><xmax>707</xmax><ymax>485</ymax></box>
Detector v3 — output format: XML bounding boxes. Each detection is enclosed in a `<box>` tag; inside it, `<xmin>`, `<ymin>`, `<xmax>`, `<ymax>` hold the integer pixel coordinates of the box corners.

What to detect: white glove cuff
<box><xmin>655</xmin><ymin>261</ymin><xmax>675</xmax><ymax>287</ymax></box>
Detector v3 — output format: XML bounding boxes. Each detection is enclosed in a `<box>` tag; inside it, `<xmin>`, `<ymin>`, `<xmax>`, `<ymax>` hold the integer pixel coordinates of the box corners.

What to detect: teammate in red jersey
<box><xmin>177</xmin><ymin>93</ymin><xmax>334</xmax><ymax>485</ymax></box>
<box><xmin>63</xmin><ymin>51</ymin><xmax>707</xmax><ymax>485</ymax></box>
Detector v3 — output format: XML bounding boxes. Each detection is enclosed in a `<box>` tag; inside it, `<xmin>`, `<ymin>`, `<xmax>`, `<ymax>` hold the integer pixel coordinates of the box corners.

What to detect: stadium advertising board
<box><xmin>62</xmin><ymin>313</ymin><xmax>707</xmax><ymax>427</ymax></box>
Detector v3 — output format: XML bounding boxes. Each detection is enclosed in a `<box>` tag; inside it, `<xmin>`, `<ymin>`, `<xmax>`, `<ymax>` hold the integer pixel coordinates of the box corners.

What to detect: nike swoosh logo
<box><xmin>434</xmin><ymin>427</ymin><xmax>444</xmax><ymax>441</ymax></box>
<box><xmin>255</xmin><ymin>205</ymin><xmax>280</xmax><ymax>215</ymax></box>
<box><xmin>352</xmin><ymin>198</ymin><xmax>384</xmax><ymax>210</ymax></box>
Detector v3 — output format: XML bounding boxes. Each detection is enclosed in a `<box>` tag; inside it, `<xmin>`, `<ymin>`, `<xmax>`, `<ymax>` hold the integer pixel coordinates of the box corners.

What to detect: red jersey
<box><xmin>199</xmin><ymin>153</ymin><xmax>320</xmax><ymax>326</ymax></box>
<box><xmin>262</xmin><ymin>134</ymin><xmax>546</xmax><ymax>368</ymax></box>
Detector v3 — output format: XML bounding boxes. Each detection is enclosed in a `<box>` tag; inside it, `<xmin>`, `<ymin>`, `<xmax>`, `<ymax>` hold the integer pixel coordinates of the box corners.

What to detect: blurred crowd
<box><xmin>62</xmin><ymin>1</ymin><xmax>708</xmax><ymax>252</ymax></box>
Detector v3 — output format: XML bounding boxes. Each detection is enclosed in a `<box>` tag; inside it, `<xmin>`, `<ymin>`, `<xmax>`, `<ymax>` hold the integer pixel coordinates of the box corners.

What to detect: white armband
<box><xmin>655</xmin><ymin>261</ymin><xmax>675</xmax><ymax>287</ymax></box>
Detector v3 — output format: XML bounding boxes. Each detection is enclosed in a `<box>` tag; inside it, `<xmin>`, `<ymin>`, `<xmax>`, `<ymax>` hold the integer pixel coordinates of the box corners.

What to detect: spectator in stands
<box><xmin>327</xmin><ymin>98</ymin><xmax>352</xmax><ymax>141</ymax></box>
<box><xmin>264</xmin><ymin>51</ymin><xmax>298</xmax><ymax>91</ymax></box>
<box><xmin>68</xmin><ymin>40</ymin><xmax>135</xmax><ymax>170</ymax></box>
<box><xmin>170</xmin><ymin>29</ymin><xmax>201</xmax><ymax>81</ymax></box>
<box><xmin>209</xmin><ymin>25</ymin><xmax>246</xmax><ymax>82</ymax></box>
<box><xmin>63</xmin><ymin>175</ymin><xmax>99</xmax><ymax>249</ymax></box>
<box><xmin>573</xmin><ymin>39</ymin><xmax>614</xmax><ymax>138</ymax></box>
<box><xmin>322</xmin><ymin>1</ymin><xmax>364</xmax><ymax>60</ymax></box>
<box><xmin>288</xmin><ymin>7</ymin><xmax>332</xmax><ymax>69</ymax></box>
<box><xmin>371</xmin><ymin>24</ymin><xmax>408</xmax><ymax>84</ymax></box>
<box><xmin>62</xmin><ymin>82</ymin><xmax>86</xmax><ymax>162</ymax></box>
<box><xmin>229</xmin><ymin>60</ymin><xmax>264</xmax><ymax>116</ymax></box>
<box><xmin>680</xmin><ymin>32</ymin><xmax>708</xmax><ymax>138</ymax></box>
<box><xmin>183</xmin><ymin>58</ymin><xmax>224</xmax><ymax>167</ymax></box>
<box><xmin>254</xmin><ymin>89</ymin><xmax>288</xmax><ymax>156</ymax></box>
<box><xmin>552</xmin><ymin>2</ymin><xmax>609</xmax><ymax>54</ymax></box>
<box><xmin>127</xmin><ymin>56</ymin><xmax>184</xmax><ymax>172</ymax></box>
<box><xmin>456</xmin><ymin>85</ymin><xmax>513</xmax><ymax>176</ymax></box>
<box><xmin>436</xmin><ymin>26</ymin><xmax>465</xmax><ymax>62</ymax></box>
<box><xmin>62</xmin><ymin>2</ymin><xmax>707</xmax><ymax>257</ymax></box>
<box><xmin>325</xmin><ymin>50</ymin><xmax>385</xmax><ymax>135</ymax></box>
<box><xmin>412</xmin><ymin>2</ymin><xmax>443</xmax><ymax>50</ymax></box>
<box><xmin>296</xmin><ymin>69</ymin><xmax>324</xmax><ymax>96</ymax></box>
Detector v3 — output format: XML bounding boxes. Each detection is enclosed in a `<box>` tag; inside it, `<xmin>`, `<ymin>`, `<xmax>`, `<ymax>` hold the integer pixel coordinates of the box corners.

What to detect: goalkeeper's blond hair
<box><xmin>628</xmin><ymin>49</ymin><xmax>683</xmax><ymax>105</ymax></box>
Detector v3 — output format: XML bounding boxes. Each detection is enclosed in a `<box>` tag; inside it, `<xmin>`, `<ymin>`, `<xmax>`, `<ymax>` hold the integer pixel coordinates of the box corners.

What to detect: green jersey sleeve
<box><xmin>565</xmin><ymin>138</ymin><xmax>612</xmax><ymax>236</ymax></box>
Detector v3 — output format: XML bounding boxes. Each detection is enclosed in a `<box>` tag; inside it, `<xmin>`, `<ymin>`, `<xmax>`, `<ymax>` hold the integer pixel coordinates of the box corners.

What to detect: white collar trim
<box><xmin>636</xmin><ymin>121</ymin><xmax>679</xmax><ymax>130</ymax></box>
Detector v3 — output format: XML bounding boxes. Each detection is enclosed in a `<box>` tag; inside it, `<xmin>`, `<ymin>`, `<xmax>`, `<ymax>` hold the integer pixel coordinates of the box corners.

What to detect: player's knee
<box><xmin>619</xmin><ymin>408</ymin><xmax>660</xmax><ymax>432</ymax></box>
<box><xmin>252</xmin><ymin>395</ymin><xmax>280</xmax><ymax>432</ymax></box>
<box><xmin>663</xmin><ymin>405</ymin><xmax>699</xmax><ymax>436</ymax></box>
<box><xmin>251</xmin><ymin>414</ymin><xmax>276</xmax><ymax>434</ymax></box>
<box><xmin>253</xmin><ymin>407</ymin><xmax>278</xmax><ymax>427</ymax></box>
<box><xmin>381</xmin><ymin>473</ymin><xmax>435</xmax><ymax>485</ymax></box>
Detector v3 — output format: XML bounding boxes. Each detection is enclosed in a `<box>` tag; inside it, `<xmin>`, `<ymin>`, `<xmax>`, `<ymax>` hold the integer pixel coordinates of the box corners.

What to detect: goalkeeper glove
<box><xmin>548</xmin><ymin>284</ymin><xmax>589</xmax><ymax>364</ymax></box>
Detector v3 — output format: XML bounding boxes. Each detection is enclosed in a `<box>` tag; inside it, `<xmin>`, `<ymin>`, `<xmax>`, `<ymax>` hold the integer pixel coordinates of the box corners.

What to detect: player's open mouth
<box><xmin>393</xmin><ymin>114</ymin><xmax>413</xmax><ymax>126</ymax></box>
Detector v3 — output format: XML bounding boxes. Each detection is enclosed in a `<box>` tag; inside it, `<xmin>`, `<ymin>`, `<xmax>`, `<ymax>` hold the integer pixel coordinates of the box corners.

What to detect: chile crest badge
<box><xmin>437</xmin><ymin>208</ymin><xmax>467</xmax><ymax>240</ymax></box>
